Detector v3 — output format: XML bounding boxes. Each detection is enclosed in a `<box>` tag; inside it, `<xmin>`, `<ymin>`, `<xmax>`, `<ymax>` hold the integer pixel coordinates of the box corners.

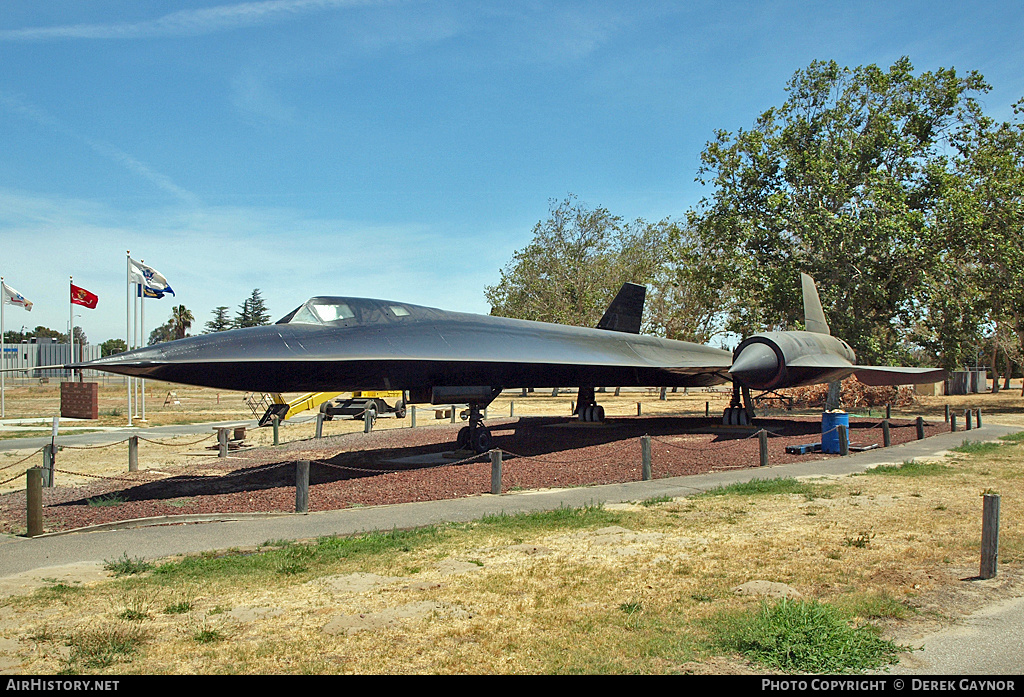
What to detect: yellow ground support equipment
<box><xmin>258</xmin><ymin>390</ymin><xmax>407</xmax><ymax>426</ymax></box>
<box><xmin>259</xmin><ymin>392</ymin><xmax>341</xmax><ymax>426</ymax></box>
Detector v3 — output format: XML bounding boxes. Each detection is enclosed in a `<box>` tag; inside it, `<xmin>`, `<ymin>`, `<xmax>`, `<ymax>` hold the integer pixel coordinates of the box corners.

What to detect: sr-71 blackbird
<box><xmin>79</xmin><ymin>274</ymin><xmax>944</xmax><ymax>452</ymax></box>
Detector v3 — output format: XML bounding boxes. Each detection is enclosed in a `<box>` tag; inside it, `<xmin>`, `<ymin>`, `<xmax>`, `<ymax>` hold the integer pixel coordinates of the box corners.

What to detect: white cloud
<box><xmin>0</xmin><ymin>0</ymin><xmax>393</xmax><ymax>41</ymax></box>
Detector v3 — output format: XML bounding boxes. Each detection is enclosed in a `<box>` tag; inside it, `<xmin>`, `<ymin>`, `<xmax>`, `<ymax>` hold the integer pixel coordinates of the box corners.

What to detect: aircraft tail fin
<box><xmin>800</xmin><ymin>273</ymin><xmax>831</xmax><ymax>335</ymax></box>
<box><xmin>597</xmin><ymin>283</ymin><xmax>645</xmax><ymax>334</ymax></box>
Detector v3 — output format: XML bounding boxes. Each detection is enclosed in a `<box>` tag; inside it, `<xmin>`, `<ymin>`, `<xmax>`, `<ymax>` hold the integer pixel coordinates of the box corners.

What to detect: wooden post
<box><xmin>273</xmin><ymin>415</ymin><xmax>280</xmax><ymax>446</ymax></box>
<box><xmin>295</xmin><ymin>460</ymin><xmax>309</xmax><ymax>513</ymax></box>
<box><xmin>410</xmin><ymin>405</ymin><xmax>417</xmax><ymax>428</ymax></box>
<box><xmin>218</xmin><ymin>428</ymin><xmax>228</xmax><ymax>458</ymax></box>
<box><xmin>614</xmin><ymin>387</ymin><xmax>621</xmax><ymax>396</ymax></box>
<box><xmin>490</xmin><ymin>449</ymin><xmax>503</xmax><ymax>494</ymax></box>
<box><xmin>882</xmin><ymin>420</ymin><xmax>891</xmax><ymax>448</ymax></box>
<box><xmin>128</xmin><ymin>435</ymin><xmax>138</xmax><ymax>472</ymax></box>
<box><xmin>509</xmin><ymin>401</ymin><xmax>514</xmax><ymax>418</ymax></box>
<box><xmin>885</xmin><ymin>404</ymin><xmax>891</xmax><ymax>420</ymax></box>
<box><xmin>965</xmin><ymin>409</ymin><xmax>973</xmax><ymax>431</ymax></box>
<box><xmin>364</xmin><ymin>408</ymin><xmax>374</xmax><ymax>433</ymax></box>
<box><xmin>659</xmin><ymin>387</ymin><xmax>667</xmax><ymax>401</ymax></box>
<box><xmin>980</xmin><ymin>493</ymin><xmax>1000</xmax><ymax>579</ymax></box>
<box><xmin>641</xmin><ymin>435</ymin><xmax>652</xmax><ymax>481</ymax></box>
<box><xmin>637</xmin><ymin>402</ymin><xmax>642</xmax><ymax>416</ymax></box>
<box><xmin>758</xmin><ymin>429</ymin><xmax>768</xmax><ymax>467</ymax></box>
<box><xmin>315</xmin><ymin>412</ymin><xmax>324</xmax><ymax>438</ymax></box>
<box><xmin>916</xmin><ymin>416</ymin><xmax>925</xmax><ymax>440</ymax></box>
<box><xmin>951</xmin><ymin>413</ymin><xmax>958</xmax><ymax>432</ymax></box>
<box><xmin>42</xmin><ymin>444</ymin><xmax>54</xmax><ymax>487</ymax></box>
<box><xmin>976</xmin><ymin>408</ymin><xmax>983</xmax><ymax>428</ymax></box>
<box><xmin>944</xmin><ymin>404</ymin><xmax>950</xmax><ymax>423</ymax></box>
<box><xmin>450</xmin><ymin>405</ymin><xmax>456</xmax><ymax>424</ymax></box>
<box><xmin>838</xmin><ymin>424</ymin><xmax>849</xmax><ymax>456</ymax></box>
<box><xmin>705</xmin><ymin>401</ymin><xmax>710</xmax><ymax>417</ymax></box>
<box><xmin>26</xmin><ymin>467</ymin><xmax>42</xmax><ymax>537</ymax></box>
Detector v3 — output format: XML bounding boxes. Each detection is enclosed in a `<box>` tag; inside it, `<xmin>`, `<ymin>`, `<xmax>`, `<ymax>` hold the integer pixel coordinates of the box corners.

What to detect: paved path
<box><xmin>0</xmin><ymin>421</ymin><xmax>1021</xmax><ymax>675</ymax></box>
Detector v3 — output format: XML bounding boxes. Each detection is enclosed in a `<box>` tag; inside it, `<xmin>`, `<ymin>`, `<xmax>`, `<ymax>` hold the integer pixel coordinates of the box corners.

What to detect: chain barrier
<box><xmin>137</xmin><ymin>432</ymin><xmax>218</xmax><ymax>447</ymax></box>
<box><xmin>60</xmin><ymin>437</ymin><xmax>132</xmax><ymax>450</ymax></box>
<box><xmin>0</xmin><ymin>447</ymin><xmax>45</xmax><ymax>472</ymax></box>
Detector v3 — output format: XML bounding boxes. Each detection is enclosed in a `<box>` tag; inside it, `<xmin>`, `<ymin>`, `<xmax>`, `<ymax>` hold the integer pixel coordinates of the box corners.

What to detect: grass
<box><xmin>711</xmin><ymin>598</ymin><xmax>906</xmax><ymax>674</ymax></box>
<box><xmin>952</xmin><ymin>440</ymin><xmax>1004</xmax><ymax>455</ymax></box>
<box><xmin>864</xmin><ymin>460</ymin><xmax>952</xmax><ymax>477</ymax></box>
<box><xmin>103</xmin><ymin>552</ymin><xmax>153</xmax><ymax>577</ymax></box>
<box><xmin>87</xmin><ymin>493</ymin><xmax>127</xmax><ymax>507</ymax></box>
<box><xmin>696</xmin><ymin>477</ymin><xmax>815</xmax><ymax>498</ymax></box>
<box><xmin>61</xmin><ymin>624</ymin><xmax>147</xmax><ymax>672</ymax></box>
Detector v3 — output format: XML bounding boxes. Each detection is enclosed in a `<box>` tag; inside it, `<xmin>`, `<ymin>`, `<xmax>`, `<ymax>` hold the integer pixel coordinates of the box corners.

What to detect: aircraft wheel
<box><xmin>394</xmin><ymin>401</ymin><xmax>407</xmax><ymax>419</ymax></box>
<box><xmin>456</xmin><ymin>427</ymin><xmax>471</xmax><ymax>450</ymax></box>
<box><xmin>595</xmin><ymin>405</ymin><xmax>605</xmax><ymax>422</ymax></box>
<box><xmin>472</xmin><ymin>427</ymin><xmax>492</xmax><ymax>454</ymax></box>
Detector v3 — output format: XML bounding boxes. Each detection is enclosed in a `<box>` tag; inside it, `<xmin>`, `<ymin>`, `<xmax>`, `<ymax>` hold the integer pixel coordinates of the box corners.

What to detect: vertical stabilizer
<box><xmin>596</xmin><ymin>283</ymin><xmax>645</xmax><ymax>334</ymax></box>
<box><xmin>800</xmin><ymin>273</ymin><xmax>830</xmax><ymax>335</ymax></box>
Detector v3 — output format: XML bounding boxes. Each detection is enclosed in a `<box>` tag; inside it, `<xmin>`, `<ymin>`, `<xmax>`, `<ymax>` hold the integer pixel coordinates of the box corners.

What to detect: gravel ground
<box><xmin>0</xmin><ymin>414</ymin><xmax>950</xmax><ymax>535</ymax></box>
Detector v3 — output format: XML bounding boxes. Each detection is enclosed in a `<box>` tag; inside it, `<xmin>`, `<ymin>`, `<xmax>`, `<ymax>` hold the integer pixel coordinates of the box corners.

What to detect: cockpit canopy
<box><xmin>276</xmin><ymin>297</ymin><xmax>430</xmax><ymax>327</ymax></box>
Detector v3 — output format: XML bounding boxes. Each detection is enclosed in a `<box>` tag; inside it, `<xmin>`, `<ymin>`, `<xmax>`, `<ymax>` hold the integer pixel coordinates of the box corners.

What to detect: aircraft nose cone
<box><xmin>730</xmin><ymin>342</ymin><xmax>779</xmax><ymax>387</ymax></box>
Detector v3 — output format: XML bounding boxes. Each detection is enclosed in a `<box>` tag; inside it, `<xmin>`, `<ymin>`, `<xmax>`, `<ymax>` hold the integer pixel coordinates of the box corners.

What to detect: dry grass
<box><xmin>2</xmin><ymin>431</ymin><xmax>1022</xmax><ymax>674</ymax></box>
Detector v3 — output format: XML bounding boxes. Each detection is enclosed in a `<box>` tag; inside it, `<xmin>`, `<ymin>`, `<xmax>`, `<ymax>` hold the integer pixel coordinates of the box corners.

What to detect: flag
<box><xmin>1</xmin><ymin>281</ymin><xmax>32</xmax><ymax>311</ymax></box>
<box><xmin>71</xmin><ymin>283</ymin><xmax>98</xmax><ymax>309</ymax></box>
<box><xmin>129</xmin><ymin>259</ymin><xmax>174</xmax><ymax>297</ymax></box>
<box><xmin>137</xmin><ymin>285</ymin><xmax>167</xmax><ymax>299</ymax></box>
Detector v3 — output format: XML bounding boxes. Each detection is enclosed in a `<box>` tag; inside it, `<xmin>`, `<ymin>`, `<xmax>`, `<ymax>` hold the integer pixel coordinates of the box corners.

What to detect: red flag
<box><xmin>70</xmin><ymin>283</ymin><xmax>98</xmax><ymax>309</ymax></box>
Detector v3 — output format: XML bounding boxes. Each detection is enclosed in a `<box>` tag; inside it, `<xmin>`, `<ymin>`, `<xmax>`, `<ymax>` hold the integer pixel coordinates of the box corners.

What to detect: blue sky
<box><xmin>1</xmin><ymin>0</ymin><xmax>1022</xmax><ymax>345</ymax></box>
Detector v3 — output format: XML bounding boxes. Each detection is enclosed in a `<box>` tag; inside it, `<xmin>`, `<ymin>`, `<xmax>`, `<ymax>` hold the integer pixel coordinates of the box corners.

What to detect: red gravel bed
<box><xmin>0</xmin><ymin>415</ymin><xmax>950</xmax><ymax>534</ymax></box>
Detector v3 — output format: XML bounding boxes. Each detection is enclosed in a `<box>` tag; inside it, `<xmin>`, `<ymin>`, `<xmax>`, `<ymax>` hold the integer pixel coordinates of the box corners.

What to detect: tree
<box><xmin>235</xmin><ymin>289</ymin><xmax>271</xmax><ymax>328</ymax></box>
<box><xmin>204</xmin><ymin>306</ymin><xmax>232</xmax><ymax>333</ymax></box>
<box><xmin>101</xmin><ymin>338</ymin><xmax>127</xmax><ymax>356</ymax></box>
<box><xmin>485</xmin><ymin>195</ymin><xmax>668</xmax><ymax>327</ymax></box>
<box><xmin>692</xmin><ymin>57</ymin><xmax>988</xmax><ymax>364</ymax></box>
<box><xmin>72</xmin><ymin>326</ymin><xmax>88</xmax><ymax>346</ymax></box>
<box><xmin>148</xmin><ymin>321</ymin><xmax>175</xmax><ymax>345</ymax></box>
<box><xmin>945</xmin><ymin>99</ymin><xmax>1024</xmax><ymax>380</ymax></box>
<box><xmin>170</xmin><ymin>305</ymin><xmax>194</xmax><ymax>340</ymax></box>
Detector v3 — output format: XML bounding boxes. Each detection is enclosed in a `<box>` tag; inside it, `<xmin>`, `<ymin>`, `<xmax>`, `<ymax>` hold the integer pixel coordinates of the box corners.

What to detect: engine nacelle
<box><xmin>730</xmin><ymin>332</ymin><xmax>857</xmax><ymax>391</ymax></box>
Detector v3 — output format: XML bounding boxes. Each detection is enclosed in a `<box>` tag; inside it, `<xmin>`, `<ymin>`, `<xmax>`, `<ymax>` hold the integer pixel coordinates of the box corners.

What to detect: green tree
<box><xmin>234</xmin><ymin>289</ymin><xmax>271</xmax><ymax>328</ymax></box>
<box><xmin>148</xmin><ymin>321</ymin><xmax>175</xmax><ymax>345</ymax></box>
<box><xmin>946</xmin><ymin>99</ymin><xmax>1024</xmax><ymax>380</ymax></box>
<box><xmin>203</xmin><ymin>306</ymin><xmax>232</xmax><ymax>333</ymax></box>
<box><xmin>693</xmin><ymin>57</ymin><xmax>988</xmax><ymax>364</ymax></box>
<box><xmin>170</xmin><ymin>305</ymin><xmax>194</xmax><ymax>340</ymax></box>
<box><xmin>485</xmin><ymin>195</ymin><xmax>668</xmax><ymax>327</ymax></box>
<box><xmin>100</xmin><ymin>338</ymin><xmax>128</xmax><ymax>356</ymax></box>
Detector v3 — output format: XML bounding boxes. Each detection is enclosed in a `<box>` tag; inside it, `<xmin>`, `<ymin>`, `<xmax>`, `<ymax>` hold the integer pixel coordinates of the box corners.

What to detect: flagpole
<box><xmin>126</xmin><ymin>252</ymin><xmax>133</xmax><ymax>427</ymax></box>
<box><xmin>69</xmin><ymin>276</ymin><xmax>75</xmax><ymax>382</ymax></box>
<box><xmin>1</xmin><ymin>276</ymin><xmax>5</xmax><ymax>419</ymax></box>
<box><xmin>140</xmin><ymin>264</ymin><xmax>146</xmax><ymax>422</ymax></box>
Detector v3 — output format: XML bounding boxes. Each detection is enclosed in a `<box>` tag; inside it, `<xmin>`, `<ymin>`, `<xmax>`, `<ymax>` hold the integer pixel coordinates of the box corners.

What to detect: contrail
<box><xmin>0</xmin><ymin>91</ymin><xmax>200</xmax><ymax>206</ymax></box>
<box><xmin>0</xmin><ymin>0</ymin><xmax>392</xmax><ymax>41</ymax></box>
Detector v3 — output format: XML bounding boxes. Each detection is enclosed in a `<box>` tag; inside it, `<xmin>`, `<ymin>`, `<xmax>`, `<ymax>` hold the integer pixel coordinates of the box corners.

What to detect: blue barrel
<box><xmin>821</xmin><ymin>411</ymin><xmax>849</xmax><ymax>454</ymax></box>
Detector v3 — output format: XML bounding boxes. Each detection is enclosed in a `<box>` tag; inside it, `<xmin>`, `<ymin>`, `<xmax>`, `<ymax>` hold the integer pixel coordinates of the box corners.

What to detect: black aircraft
<box><xmin>82</xmin><ymin>284</ymin><xmax>734</xmax><ymax>452</ymax></box>
<box><xmin>724</xmin><ymin>273</ymin><xmax>945</xmax><ymax>424</ymax></box>
<box><xmin>78</xmin><ymin>274</ymin><xmax>943</xmax><ymax>450</ymax></box>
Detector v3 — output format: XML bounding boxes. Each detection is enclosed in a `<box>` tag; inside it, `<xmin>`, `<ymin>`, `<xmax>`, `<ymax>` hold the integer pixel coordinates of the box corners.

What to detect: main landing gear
<box><xmin>456</xmin><ymin>403</ymin><xmax>492</xmax><ymax>454</ymax></box>
<box><xmin>723</xmin><ymin>382</ymin><xmax>756</xmax><ymax>426</ymax></box>
<box><xmin>575</xmin><ymin>386</ymin><xmax>605</xmax><ymax>422</ymax></box>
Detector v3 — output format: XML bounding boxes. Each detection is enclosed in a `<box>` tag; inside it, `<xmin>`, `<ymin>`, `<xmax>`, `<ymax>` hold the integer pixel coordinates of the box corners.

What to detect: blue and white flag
<box><xmin>1</xmin><ymin>281</ymin><xmax>32</xmax><ymax>311</ymax></box>
<box><xmin>129</xmin><ymin>259</ymin><xmax>175</xmax><ymax>297</ymax></box>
